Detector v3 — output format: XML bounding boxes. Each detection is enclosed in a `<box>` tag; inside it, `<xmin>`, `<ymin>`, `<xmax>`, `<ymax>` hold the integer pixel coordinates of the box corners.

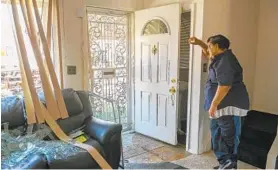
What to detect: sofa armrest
<box><xmin>84</xmin><ymin>116</ymin><xmax>122</xmax><ymax>145</ymax></box>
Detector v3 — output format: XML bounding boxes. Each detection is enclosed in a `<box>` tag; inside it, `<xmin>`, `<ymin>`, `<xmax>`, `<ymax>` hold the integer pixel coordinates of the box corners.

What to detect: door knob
<box><xmin>152</xmin><ymin>45</ymin><xmax>157</xmax><ymax>55</ymax></box>
<box><xmin>169</xmin><ymin>86</ymin><xmax>176</xmax><ymax>95</ymax></box>
<box><xmin>171</xmin><ymin>78</ymin><xmax>177</xmax><ymax>83</ymax></box>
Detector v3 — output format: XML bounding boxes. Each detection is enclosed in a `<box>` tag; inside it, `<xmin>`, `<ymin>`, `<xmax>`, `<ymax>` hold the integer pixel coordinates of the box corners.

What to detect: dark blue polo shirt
<box><xmin>204</xmin><ymin>49</ymin><xmax>250</xmax><ymax>111</ymax></box>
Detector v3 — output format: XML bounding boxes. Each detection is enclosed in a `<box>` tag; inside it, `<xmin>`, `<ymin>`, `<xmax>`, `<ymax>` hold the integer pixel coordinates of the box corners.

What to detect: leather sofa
<box><xmin>238</xmin><ymin>110</ymin><xmax>278</xmax><ymax>169</ymax></box>
<box><xmin>1</xmin><ymin>88</ymin><xmax>123</xmax><ymax>169</ymax></box>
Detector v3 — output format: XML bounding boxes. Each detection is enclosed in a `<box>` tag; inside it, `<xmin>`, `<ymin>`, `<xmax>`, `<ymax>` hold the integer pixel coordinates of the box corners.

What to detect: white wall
<box><xmin>253</xmin><ymin>0</ymin><xmax>278</xmax><ymax>115</ymax></box>
<box><xmin>143</xmin><ymin>0</ymin><xmax>179</xmax><ymax>8</ymax></box>
<box><xmin>60</xmin><ymin>0</ymin><xmax>83</xmax><ymax>90</ymax></box>
<box><xmin>202</xmin><ymin>0</ymin><xmax>260</xmax><ymax>108</ymax></box>
<box><xmin>142</xmin><ymin>0</ymin><xmax>193</xmax><ymax>10</ymax></box>
<box><xmin>85</xmin><ymin>0</ymin><xmax>143</xmax><ymax>11</ymax></box>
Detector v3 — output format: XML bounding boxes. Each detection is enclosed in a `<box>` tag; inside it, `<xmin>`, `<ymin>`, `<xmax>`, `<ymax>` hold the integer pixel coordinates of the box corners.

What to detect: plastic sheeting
<box><xmin>1</xmin><ymin>126</ymin><xmax>86</xmax><ymax>169</ymax></box>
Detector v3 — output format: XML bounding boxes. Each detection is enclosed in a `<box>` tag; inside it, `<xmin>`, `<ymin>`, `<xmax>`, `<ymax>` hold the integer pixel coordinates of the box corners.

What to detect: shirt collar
<box><xmin>212</xmin><ymin>49</ymin><xmax>232</xmax><ymax>62</ymax></box>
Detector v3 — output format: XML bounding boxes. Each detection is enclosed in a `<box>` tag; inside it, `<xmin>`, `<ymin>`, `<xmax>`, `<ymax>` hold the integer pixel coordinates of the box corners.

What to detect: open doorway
<box><xmin>86</xmin><ymin>4</ymin><xmax>194</xmax><ymax>147</ymax></box>
<box><xmin>177</xmin><ymin>11</ymin><xmax>191</xmax><ymax>145</ymax></box>
<box><xmin>122</xmin><ymin>8</ymin><xmax>193</xmax><ymax>164</ymax></box>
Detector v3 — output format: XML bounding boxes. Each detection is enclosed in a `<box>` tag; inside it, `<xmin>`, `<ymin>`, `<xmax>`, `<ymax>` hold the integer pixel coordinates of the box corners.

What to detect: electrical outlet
<box><xmin>67</xmin><ymin>66</ymin><xmax>76</xmax><ymax>75</ymax></box>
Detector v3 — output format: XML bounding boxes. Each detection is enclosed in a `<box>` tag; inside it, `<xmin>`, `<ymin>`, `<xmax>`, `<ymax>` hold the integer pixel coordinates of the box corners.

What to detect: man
<box><xmin>188</xmin><ymin>35</ymin><xmax>249</xmax><ymax>169</ymax></box>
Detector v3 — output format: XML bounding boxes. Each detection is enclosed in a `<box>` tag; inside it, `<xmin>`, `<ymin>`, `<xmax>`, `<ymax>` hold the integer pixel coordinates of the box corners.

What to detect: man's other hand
<box><xmin>188</xmin><ymin>37</ymin><xmax>201</xmax><ymax>45</ymax></box>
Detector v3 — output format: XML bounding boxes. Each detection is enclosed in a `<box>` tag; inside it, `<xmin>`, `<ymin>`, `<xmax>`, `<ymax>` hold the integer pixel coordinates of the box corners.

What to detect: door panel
<box><xmin>157</xmin><ymin>94</ymin><xmax>168</xmax><ymax>127</ymax></box>
<box><xmin>135</xmin><ymin>4</ymin><xmax>180</xmax><ymax>145</ymax></box>
<box><xmin>141</xmin><ymin>43</ymin><xmax>152</xmax><ymax>82</ymax></box>
<box><xmin>141</xmin><ymin>91</ymin><xmax>151</xmax><ymax>122</ymax></box>
<box><xmin>158</xmin><ymin>43</ymin><xmax>168</xmax><ymax>82</ymax></box>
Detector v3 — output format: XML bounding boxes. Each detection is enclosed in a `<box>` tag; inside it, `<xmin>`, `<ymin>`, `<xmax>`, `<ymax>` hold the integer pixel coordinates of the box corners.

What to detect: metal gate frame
<box><xmin>85</xmin><ymin>6</ymin><xmax>133</xmax><ymax>131</ymax></box>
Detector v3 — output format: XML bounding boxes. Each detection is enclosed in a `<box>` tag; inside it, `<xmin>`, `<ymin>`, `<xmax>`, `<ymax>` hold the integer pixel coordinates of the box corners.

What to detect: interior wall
<box><xmin>252</xmin><ymin>0</ymin><xmax>278</xmax><ymax>115</ymax></box>
<box><xmin>202</xmin><ymin>0</ymin><xmax>259</xmax><ymax>108</ymax></box>
<box><xmin>61</xmin><ymin>0</ymin><xmax>83</xmax><ymax>90</ymax></box>
<box><xmin>85</xmin><ymin>0</ymin><xmax>143</xmax><ymax>11</ymax></box>
<box><xmin>143</xmin><ymin>0</ymin><xmax>193</xmax><ymax>9</ymax></box>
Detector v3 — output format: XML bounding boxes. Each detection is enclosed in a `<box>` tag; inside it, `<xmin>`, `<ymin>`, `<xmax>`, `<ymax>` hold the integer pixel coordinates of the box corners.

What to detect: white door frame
<box><xmin>186</xmin><ymin>0</ymin><xmax>211</xmax><ymax>154</ymax></box>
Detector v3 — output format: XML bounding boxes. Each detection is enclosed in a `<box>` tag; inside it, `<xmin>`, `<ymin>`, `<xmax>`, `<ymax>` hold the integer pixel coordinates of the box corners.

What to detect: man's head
<box><xmin>207</xmin><ymin>34</ymin><xmax>230</xmax><ymax>58</ymax></box>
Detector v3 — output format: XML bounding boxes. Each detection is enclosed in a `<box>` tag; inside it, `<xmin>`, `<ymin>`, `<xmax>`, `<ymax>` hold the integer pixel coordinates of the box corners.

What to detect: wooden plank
<box><xmin>11</xmin><ymin>0</ymin><xmax>45</xmax><ymax>123</ymax></box>
<box><xmin>44</xmin><ymin>0</ymin><xmax>52</xmax><ymax>81</ymax></box>
<box><xmin>9</xmin><ymin>0</ymin><xmax>36</xmax><ymax>124</ymax></box>
<box><xmin>46</xmin><ymin>0</ymin><xmax>52</xmax><ymax>48</ymax></box>
<box><xmin>32</xmin><ymin>0</ymin><xmax>69</xmax><ymax>119</ymax></box>
<box><xmin>19</xmin><ymin>0</ymin><xmax>31</xmax><ymax>35</ymax></box>
<box><xmin>25</xmin><ymin>0</ymin><xmax>61</xmax><ymax>120</ymax></box>
<box><xmin>15</xmin><ymin>34</ymin><xmax>36</xmax><ymax>124</ymax></box>
<box><xmin>55</xmin><ymin>0</ymin><xmax>64</xmax><ymax>89</ymax></box>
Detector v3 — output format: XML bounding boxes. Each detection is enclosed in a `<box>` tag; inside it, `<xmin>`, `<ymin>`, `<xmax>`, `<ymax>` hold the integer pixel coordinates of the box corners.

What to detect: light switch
<box><xmin>76</xmin><ymin>8</ymin><xmax>84</xmax><ymax>18</ymax></box>
<box><xmin>67</xmin><ymin>66</ymin><xmax>76</xmax><ymax>75</ymax></box>
<box><xmin>203</xmin><ymin>63</ymin><xmax>208</xmax><ymax>72</ymax></box>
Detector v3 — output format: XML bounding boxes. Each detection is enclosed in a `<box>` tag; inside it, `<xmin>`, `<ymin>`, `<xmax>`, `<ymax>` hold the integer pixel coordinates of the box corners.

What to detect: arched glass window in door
<box><xmin>142</xmin><ymin>19</ymin><xmax>169</xmax><ymax>36</ymax></box>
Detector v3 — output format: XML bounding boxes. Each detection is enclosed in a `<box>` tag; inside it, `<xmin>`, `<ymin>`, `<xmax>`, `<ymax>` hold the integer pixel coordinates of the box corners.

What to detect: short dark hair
<box><xmin>207</xmin><ymin>34</ymin><xmax>230</xmax><ymax>50</ymax></box>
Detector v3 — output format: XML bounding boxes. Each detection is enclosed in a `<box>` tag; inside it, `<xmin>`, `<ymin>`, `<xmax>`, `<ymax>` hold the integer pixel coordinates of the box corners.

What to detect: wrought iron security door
<box><xmin>87</xmin><ymin>9</ymin><xmax>129</xmax><ymax>128</ymax></box>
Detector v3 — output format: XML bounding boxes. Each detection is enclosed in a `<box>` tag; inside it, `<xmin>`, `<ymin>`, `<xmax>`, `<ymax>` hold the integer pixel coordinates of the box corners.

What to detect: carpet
<box><xmin>124</xmin><ymin>162</ymin><xmax>187</xmax><ymax>169</ymax></box>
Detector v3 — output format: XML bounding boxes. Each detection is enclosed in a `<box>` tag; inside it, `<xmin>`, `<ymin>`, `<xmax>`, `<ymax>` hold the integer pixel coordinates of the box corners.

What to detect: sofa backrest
<box><xmin>39</xmin><ymin>88</ymin><xmax>94</xmax><ymax>134</ymax></box>
<box><xmin>1</xmin><ymin>96</ymin><xmax>26</xmax><ymax>129</ymax></box>
<box><xmin>1</xmin><ymin>89</ymin><xmax>94</xmax><ymax>134</ymax></box>
<box><xmin>61</xmin><ymin>88</ymin><xmax>84</xmax><ymax>117</ymax></box>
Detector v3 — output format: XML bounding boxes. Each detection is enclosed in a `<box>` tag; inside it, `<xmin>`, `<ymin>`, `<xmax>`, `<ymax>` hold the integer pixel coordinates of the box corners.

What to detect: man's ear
<box><xmin>215</xmin><ymin>43</ymin><xmax>219</xmax><ymax>50</ymax></box>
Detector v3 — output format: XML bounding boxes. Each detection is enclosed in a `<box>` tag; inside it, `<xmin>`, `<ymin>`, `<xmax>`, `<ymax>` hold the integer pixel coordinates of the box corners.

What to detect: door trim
<box><xmin>186</xmin><ymin>1</ymin><xmax>196</xmax><ymax>153</ymax></box>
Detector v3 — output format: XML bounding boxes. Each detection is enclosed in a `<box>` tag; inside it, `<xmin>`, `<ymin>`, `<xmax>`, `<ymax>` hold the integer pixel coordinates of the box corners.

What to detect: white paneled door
<box><xmin>134</xmin><ymin>4</ymin><xmax>180</xmax><ymax>145</ymax></box>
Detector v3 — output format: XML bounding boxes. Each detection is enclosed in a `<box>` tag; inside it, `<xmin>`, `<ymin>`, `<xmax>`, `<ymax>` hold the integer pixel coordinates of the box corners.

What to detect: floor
<box><xmin>122</xmin><ymin>132</ymin><xmax>259</xmax><ymax>169</ymax></box>
<box><xmin>122</xmin><ymin>132</ymin><xmax>191</xmax><ymax>164</ymax></box>
<box><xmin>172</xmin><ymin>151</ymin><xmax>260</xmax><ymax>169</ymax></box>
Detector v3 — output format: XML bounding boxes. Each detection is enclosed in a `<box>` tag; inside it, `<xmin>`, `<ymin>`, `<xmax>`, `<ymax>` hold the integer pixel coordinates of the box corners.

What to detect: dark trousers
<box><xmin>210</xmin><ymin>115</ymin><xmax>242</xmax><ymax>164</ymax></box>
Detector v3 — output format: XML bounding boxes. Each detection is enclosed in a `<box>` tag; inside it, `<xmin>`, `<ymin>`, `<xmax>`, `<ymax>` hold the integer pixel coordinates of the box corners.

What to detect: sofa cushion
<box><xmin>47</xmin><ymin>139</ymin><xmax>106</xmax><ymax>169</ymax></box>
<box><xmin>77</xmin><ymin>91</ymin><xmax>94</xmax><ymax>119</ymax></box>
<box><xmin>57</xmin><ymin>113</ymin><xmax>86</xmax><ymax>134</ymax></box>
<box><xmin>1</xmin><ymin>96</ymin><xmax>26</xmax><ymax>128</ymax></box>
<box><xmin>38</xmin><ymin>88</ymin><xmax>84</xmax><ymax>117</ymax></box>
<box><xmin>62</xmin><ymin>89</ymin><xmax>84</xmax><ymax>116</ymax></box>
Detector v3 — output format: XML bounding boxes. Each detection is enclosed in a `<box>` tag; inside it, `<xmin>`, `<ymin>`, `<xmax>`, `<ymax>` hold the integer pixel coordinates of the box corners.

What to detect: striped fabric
<box><xmin>210</xmin><ymin>106</ymin><xmax>248</xmax><ymax>119</ymax></box>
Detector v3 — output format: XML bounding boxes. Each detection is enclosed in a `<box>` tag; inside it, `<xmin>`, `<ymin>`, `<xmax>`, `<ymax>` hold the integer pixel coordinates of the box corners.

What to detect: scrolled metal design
<box><xmin>87</xmin><ymin>12</ymin><xmax>128</xmax><ymax>126</ymax></box>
